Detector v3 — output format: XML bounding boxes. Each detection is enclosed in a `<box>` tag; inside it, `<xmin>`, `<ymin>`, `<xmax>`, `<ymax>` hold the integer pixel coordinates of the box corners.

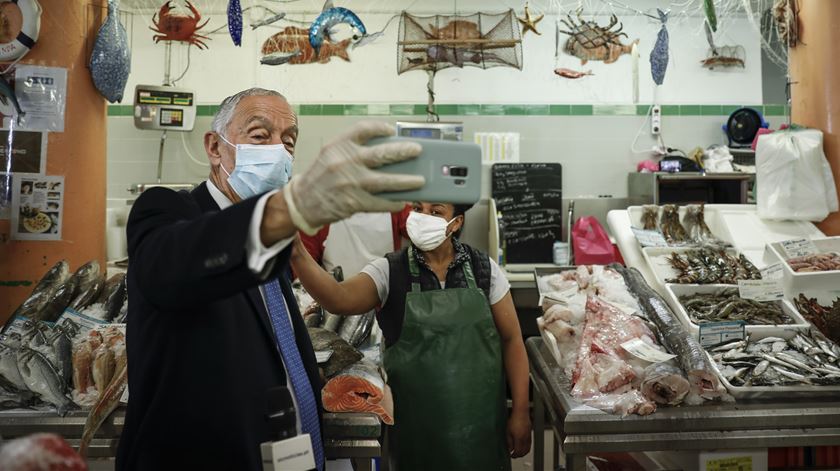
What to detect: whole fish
<box><xmin>308</xmin><ymin>327</ymin><xmax>363</xmax><ymax>378</ymax></box>
<box><xmin>704</xmin><ymin>0</ymin><xmax>718</xmax><ymax>32</ymax></box>
<box><xmin>32</xmin><ymin>260</ymin><xmax>70</xmax><ymax>295</ymax></box>
<box><xmin>0</xmin><ymin>385</ymin><xmax>33</xmax><ymax>408</ymax></box>
<box><xmin>39</xmin><ymin>277</ymin><xmax>78</xmax><ymax>323</ymax></box>
<box><xmin>0</xmin><ymin>344</ymin><xmax>27</xmax><ymax>391</ymax></box>
<box><xmin>309</xmin><ymin>0</ymin><xmax>366</xmax><ymax>57</ymax></box>
<box><xmin>337</xmin><ymin>311</ymin><xmax>374</xmax><ymax>347</ymax></box>
<box><xmin>103</xmin><ymin>274</ymin><xmax>128</xmax><ymax>322</ymax></box>
<box><xmin>70</xmin><ymin>273</ymin><xmax>105</xmax><ymax>312</ymax></box>
<box><xmin>251</xmin><ymin>12</ymin><xmax>286</xmax><ymax>30</ymax></box>
<box><xmin>68</xmin><ymin>261</ymin><xmax>101</xmax><ymax>304</ymax></box>
<box><xmin>227</xmin><ymin>0</ymin><xmax>242</xmax><ymax>46</ymax></box>
<box><xmin>91</xmin><ymin>344</ymin><xmax>116</xmax><ymax>394</ymax></box>
<box><xmin>649</xmin><ymin>9</ymin><xmax>669</xmax><ymax>86</ymax></box>
<box><xmin>90</xmin><ymin>0</ymin><xmax>131</xmax><ymax>103</ymax></box>
<box><xmin>79</xmin><ymin>362</ymin><xmax>127</xmax><ymax>458</ymax></box>
<box><xmin>554</xmin><ymin>68</ymin><xmax>593</xmax><ymax>79</ymax></box>
<box><xmin>49</xmin><ymin>329</ymin><xmax>73</xmax><ymax>392</ymax></box>
<box><xmin>262</xmin><ymin>26</ymin><xmax>350</xmax><ymax>65</ymax></box>
<box><xmin>72</xmin><ymin>341</ymin><xmax>94</xmax><ymax>395</ymax></box>
<box><xmin>260</xmin><ymin>50</ymin><xmax>302</xmax><ymax>65</ymax></box>
<box><xmin>0</xmin><ymin>74</ymin><xmax>24</xmax><ymax>120</ymax></box>
<box><xmin>9</xmin><ymin>289</ymin><xmax>53</xmax><ymax>323</ymax></box>
<box><xmin>17</xmin><ymin>347</ymin><xmax>75</xmax><ymax>416</ymax></box>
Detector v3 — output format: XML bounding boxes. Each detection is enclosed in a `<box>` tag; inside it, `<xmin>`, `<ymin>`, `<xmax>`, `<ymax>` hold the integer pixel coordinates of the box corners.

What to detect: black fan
<box><xmin>722</xmin><ymin>107</ymin><xmax>768</xmax><ymax>148</ymax></box>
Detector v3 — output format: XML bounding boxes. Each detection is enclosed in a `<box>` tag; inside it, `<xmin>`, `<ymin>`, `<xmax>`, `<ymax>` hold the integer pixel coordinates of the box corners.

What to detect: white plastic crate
<box><xmin>641</xmin><ymin>246</ymin><xmax>748</xmax><ymax>289</ymax></box>
<box><xmin>765</xmin><ymin>236</ymin><xmax>840</xmax><ymax>297</ymax></box>
<box><xmin>664</xmin><ymin>283</ymin><xmax>810</xmax><ymax>337</ymax></box>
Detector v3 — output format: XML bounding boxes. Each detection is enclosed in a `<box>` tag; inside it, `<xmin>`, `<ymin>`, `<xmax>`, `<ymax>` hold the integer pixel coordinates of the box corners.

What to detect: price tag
<box><xmin>699</xmin><ymin>321</ymin><xmax>746</xmax><ymax>348</ymax></box>
<box><xmin>738</xmin><ymin>279</ymin><xmax>784</xmax><ymax>302</ymax></box>
<box><xmin>631</xmin><ymin>227</ymin><xmax>668</xmax><ymax>247</ymax></box>
<box><xmin>620</xmin><ymin>338</ymin><xmax>676</xmax><ymax>363</ymax></box>
<box><xmin>780</xmin><ymin>238</ymin><xmax>819</xmax><ymax>259</ymax></box>
<box><xmin>120</xmin><ymin>386</ymin><xmax>129</xmax><ymax>404</ymax></box>
<box><xmin>706</xmin><ymin>456</ymin><xmax>753</xmax><ymax>471</ymax></box>
<box><xmin>315</xmin><ymin>350</ymin><xmax>333</xmax><ymax>364</ymax></box>
<box><xmin>760</xmin><ymin>262</ymin><xmax>784</xmax><ymax>280</ymax></box>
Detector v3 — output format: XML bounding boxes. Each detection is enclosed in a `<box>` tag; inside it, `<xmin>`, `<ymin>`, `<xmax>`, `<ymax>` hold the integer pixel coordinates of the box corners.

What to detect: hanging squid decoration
<box><xmin>650</xmin><ymin>9</ymin><xmax>669</xmax><ymax>86</ymax></box>
<box><xmin>227</xmin><ymin>0</ymin><xmax>242</xmax><ymax>46</ymax></box>
<box><xmin>149</xmin><ymin>1</ymin><xmax>210</xmax><ymax>49</ymax></box>
<box><xmin>90</xmin><ymin>0</ymin><xmax>131</xmax><ymax>103</ymax></box>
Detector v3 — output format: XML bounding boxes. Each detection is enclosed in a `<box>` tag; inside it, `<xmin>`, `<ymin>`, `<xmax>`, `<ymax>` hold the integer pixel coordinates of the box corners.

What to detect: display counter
<box><xmin>0</xmin><ymin>409</ymin><xmax>381</xmax><ymax>470</ymax></box>
<box><xmin>527</xmin><ymin>337</ymin><xmax>840</xmax><ymax>471</ymax></box>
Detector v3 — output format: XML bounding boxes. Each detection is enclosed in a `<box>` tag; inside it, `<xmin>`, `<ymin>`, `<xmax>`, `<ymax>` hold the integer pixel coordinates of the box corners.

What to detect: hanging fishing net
<box><xmin>396</xmin><ymin>11</ymin><xmax>523</xmax><ymax>74</ymax></box>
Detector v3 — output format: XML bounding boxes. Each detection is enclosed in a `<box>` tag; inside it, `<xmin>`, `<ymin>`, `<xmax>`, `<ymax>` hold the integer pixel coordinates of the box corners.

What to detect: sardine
<box><xmin>251</xmin><ymin>11</ymin><xmax>286</xmax><ymax>30</ymax></box>
<box><xmin>91</xmin><ymin>344</ymin><xmax>116</xmax><ymax>394</ymax></box>
<box><xmin>16</xmin><ymin>347</ymin><xmax>75</xmax><ymax>416</ymax></box>
<box><xmin>70</xmin><ymin>273</ymin><xmax>105</xmax><ymax>312</ymax></box>
<box><xmin>772</xmin><ymin>366</ymin><xmax>811</xmax><ymax>384</ymax></box>
<box><xmin>260</xmin><ymin>50</ymin><xmax>302</xmax><ymax>65</ymax></box>
<box><xmin>79</xmin><ymin>363</ymin><xmax>127</xmax><ymax>458</ymax></box>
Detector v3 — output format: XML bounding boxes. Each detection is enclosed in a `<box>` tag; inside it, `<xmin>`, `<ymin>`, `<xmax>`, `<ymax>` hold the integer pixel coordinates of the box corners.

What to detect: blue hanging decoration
<box><xmin>649</xmin><ymin>9</ymin><xmax>669</xmax><ymax>86</ymax></box>
<box><xmin>227</xmin><ymin>0</ymin><xmax>243</xmax><ymax>46</ymax></box>
<box><xmin>90</xmin><ymin>0</ymin><xmax>131</xmax><ymax>102</ymax></box>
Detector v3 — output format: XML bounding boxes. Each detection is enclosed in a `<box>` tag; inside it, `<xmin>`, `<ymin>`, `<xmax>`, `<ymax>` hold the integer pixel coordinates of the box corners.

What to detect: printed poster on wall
<box><xmin>11</xmin><ymin>175</ymin><xmax>64</xmax><ymax>240</ymax></box>
<box><xmin>0</xmin><ymin>129</ymin><xmax>47</xmax><ymax>174</ymax></box>
<box><xmin>1</xmin><ymin>65</ymin><xmax>69</xmax><ymax>132</ymax></box>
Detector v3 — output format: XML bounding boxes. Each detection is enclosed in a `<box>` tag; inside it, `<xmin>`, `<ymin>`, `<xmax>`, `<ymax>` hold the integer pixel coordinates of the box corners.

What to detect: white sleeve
<box><xmin>246</xmin><ymin>190</ymin><xmax>294</xmax><ymax>277</ymax></box>
<box><xmin>488</xmin><ymin>257</ymin><xmax>511</xmax><ymax>305</ymax></box>
<box><xmin>360</xmin><ymin>257</ymin><xmax>391</xmax><ymax>305</ymax></box>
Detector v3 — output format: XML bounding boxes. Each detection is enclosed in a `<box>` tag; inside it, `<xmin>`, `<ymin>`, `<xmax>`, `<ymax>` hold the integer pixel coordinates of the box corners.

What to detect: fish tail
<box><xmin>336</xmin><ymin>40</ymin><xmax>351</xmax><ymax>61</ymax></box>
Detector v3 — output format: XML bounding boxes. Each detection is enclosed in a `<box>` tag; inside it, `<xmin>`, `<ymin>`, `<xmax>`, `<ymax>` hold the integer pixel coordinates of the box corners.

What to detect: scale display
<box><xmin>396</xmin><ymin>121</ymin><xmax>463</xmax><ymax>141</ymax></box>
<box><xmin>133</xmin><ymin>85</ymin><xmax>196</xmax><ymax>131</ymax></box>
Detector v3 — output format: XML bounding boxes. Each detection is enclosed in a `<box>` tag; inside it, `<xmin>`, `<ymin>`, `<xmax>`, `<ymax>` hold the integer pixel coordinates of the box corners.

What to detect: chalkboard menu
<box><xmin>492</xmin><ymin>163</ymin><xmax>563</xmax><ymax>264</ymax></box>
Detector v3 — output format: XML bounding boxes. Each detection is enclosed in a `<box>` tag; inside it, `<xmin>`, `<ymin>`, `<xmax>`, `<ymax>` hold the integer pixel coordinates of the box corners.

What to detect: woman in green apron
<box><xmin>292</xmin><ymin>201</ymin><xmax>531</xmax><ymax>470</ymax></box>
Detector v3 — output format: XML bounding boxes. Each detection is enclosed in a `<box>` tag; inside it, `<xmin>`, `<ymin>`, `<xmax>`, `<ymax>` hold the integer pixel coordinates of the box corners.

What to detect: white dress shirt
<box><xmin>205</xmin><ymin>180</ymin><xmax>302</xmax><ymax>433</ymax></box>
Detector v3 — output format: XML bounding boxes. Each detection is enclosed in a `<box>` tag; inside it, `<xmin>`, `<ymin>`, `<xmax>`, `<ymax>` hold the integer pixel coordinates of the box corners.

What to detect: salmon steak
<box><xmin>322</xmin><ymin>360</ymin><xmax>394</xmax><ymax>425</ymax></box>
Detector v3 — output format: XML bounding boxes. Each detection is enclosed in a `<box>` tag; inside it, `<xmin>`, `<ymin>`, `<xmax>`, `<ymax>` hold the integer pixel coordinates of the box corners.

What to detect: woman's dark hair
<box><xmin>451</xmin><ymin>203</ymin><xmax>473</xmax><ymax>238</ymax></box>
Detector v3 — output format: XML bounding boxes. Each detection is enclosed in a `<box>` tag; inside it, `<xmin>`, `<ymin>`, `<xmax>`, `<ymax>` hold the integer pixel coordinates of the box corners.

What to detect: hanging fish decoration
<box><xmin>227</xmin><ymin>0</ymin><xmax>242</xmax><ymax>46</ymax></box>
<box><xmin>704</xmin><ymin>0</ymin><xmax>718</xmax><ymax>33</ymax></box>
<box><xmin>310</xmin><ymin>0</ymin><xmax>367</xmax><ymax>57</ymax></box>
<box><xmin>90</xmin><ymin>0</ymin><xmax>130</xmax><ymax>103</ymax></box>
<box><xmin>704</xmin><ymin>21</ymin><xmax>718</xmax><ymax>56</ymax></box>
<box><xmin>650</xmin><ymin>9</ymin><xmax>669</xmax><ymax>86</ymax></box>
<box><xmin>251</xmin><ymin>12</ymin><xmax>286</xmax><ymax>30</ymax></box>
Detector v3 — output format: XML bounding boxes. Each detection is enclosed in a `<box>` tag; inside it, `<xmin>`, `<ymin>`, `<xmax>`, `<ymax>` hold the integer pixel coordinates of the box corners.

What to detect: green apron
<box><xmin>383</xmin><ymin>246</ymin><xmax>510</xmax><ymax>471</ymax></box>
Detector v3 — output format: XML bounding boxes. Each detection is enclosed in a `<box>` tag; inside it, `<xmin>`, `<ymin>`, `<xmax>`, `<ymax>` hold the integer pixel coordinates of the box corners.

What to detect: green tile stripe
<box><xmin>107</xmin><ymin>104</ymin><xmax>786</xmax><ymax>117</ymax></box>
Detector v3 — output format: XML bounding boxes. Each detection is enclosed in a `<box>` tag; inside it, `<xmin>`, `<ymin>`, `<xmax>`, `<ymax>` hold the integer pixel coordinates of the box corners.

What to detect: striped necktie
<box><xmin>262</xmin><ymin>279</ymin><xmax>324</xmax><ymax>470</ymax></box>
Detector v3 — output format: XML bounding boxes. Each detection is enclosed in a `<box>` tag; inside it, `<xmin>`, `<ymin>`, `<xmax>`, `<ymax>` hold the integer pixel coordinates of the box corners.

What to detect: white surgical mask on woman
<box><xmin>406</xmin><ymin>211</ymin><xmax>458</xmax><ymax>252</ymax></box>
<box><xmin>218</xmin><ymin>134</ymin><xmax>293</xmax><ymax>200</ymax></box>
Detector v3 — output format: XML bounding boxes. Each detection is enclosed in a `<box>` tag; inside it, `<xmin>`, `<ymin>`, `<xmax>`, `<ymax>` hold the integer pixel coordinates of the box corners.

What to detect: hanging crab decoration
<box><xmin>559</xmin><ymin>10</ymin><xmax>638</xmax><ymax>65</ymax></box>
<box><xmin>150</xmin><ymin>1</ymin><xmax>211</xmax><ymax>49</ymax></box>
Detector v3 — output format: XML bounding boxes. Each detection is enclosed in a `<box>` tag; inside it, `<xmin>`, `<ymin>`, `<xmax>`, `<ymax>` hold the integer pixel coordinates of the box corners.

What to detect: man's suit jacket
<box><xmin>116</xmin><ymin>182</ymin><xmax>322</xmax><ymax>471</ymax></box>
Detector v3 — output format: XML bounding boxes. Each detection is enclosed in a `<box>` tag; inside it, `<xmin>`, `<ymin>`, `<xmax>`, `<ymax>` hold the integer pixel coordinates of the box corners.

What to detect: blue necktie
<box><xmin>263</xmin><ymin>280</ymin><xmax>325</xmax><ymax>471</ymax></box>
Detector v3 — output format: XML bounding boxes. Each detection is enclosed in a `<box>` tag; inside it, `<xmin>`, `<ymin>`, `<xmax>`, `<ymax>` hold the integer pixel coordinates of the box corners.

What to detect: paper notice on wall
<box><xmin>0</xmin><ymin>173</ymin><xmax>11</xmax><ymax>219</ymax></box>
<box><xmin>5</xmin><ymin>66</ymin><xmax>69</xmax><ymax>132</ymax></box>
<box><xmin>11</xmin><ymin>175</ymin><xmax>64</xmax><ymax>240</ymax></box>
<box><xmin>0</xmin><ymin>129</ymin><xmax>47</xmax><ymax>174</ymax></box>
<box><xmin>474</xmin><ymin>132</ymin><xmax>520</xmax><ymax>164</ymax></box>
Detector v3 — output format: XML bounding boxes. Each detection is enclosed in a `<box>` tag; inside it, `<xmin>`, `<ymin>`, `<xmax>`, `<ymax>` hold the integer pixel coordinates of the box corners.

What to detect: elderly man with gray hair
<box><xmin>116</xmin><ymin>88</ymin><xmax>423</xmax><ymax>471</ymax></box>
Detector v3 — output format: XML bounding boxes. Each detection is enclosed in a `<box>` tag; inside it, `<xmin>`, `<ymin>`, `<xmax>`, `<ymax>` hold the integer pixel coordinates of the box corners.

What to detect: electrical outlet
<box><xmin>651</xmin><ymin>105</ymin><xmax>662</xmax><ymax>135</ymax></box>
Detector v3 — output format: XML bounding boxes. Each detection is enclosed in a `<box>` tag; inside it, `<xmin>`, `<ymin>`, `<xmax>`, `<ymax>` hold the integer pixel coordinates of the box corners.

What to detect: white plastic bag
<box><xmin>756</xmin><ymin>129</ymin><xmax>839</xmax><ymax>221</ymax></box>
<box><xmin>703</xmin><ymin>145</ymin><xmax>735</xmax><ymax>172</ymax></box>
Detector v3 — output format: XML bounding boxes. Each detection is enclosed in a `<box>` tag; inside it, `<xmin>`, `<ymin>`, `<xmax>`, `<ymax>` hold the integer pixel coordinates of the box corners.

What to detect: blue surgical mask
<box><xmin>218</xmin><ymin>134</ymin><xmax>293</xmax><ymax>200</ymax></box>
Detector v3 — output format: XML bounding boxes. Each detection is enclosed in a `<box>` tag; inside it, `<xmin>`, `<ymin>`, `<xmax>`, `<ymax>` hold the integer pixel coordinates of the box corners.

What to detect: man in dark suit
<box><xmin>116</xmin><ymin>88</ymin><xmax>423</xmax><ymax>471</ymax></box>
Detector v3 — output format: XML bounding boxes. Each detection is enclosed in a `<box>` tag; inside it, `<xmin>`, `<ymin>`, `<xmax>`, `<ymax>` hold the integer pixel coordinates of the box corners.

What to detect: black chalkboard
<box><xmin>492</xmin><ymin>163</ymin><xmax>563</xmax><ymax>264</ymax></box>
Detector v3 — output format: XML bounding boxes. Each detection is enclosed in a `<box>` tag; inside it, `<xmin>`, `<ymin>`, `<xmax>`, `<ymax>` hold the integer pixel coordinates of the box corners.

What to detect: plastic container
<box><xmin>664</xmin><ymin>284</ymin><xmax>811</xmax><ymax>337</ymax></box>
<box><xmin>764</xmin><ymin>237</ymin><xmax>840</xmax><ymax>298</ymax></box>
<box><xmin>640</xmin><ymin>246</ymin><xmax>747</xmax><ymax>289</ymax></box>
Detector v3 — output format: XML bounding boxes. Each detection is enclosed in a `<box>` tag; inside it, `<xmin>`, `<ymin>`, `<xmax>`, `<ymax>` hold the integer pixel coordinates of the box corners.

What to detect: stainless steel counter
<box><xmin>0</xmin><ymin>408</ymin><xmax>380</xmax><ymax>469</ymax></box>
<box><xmin>526</xmin><ymin>337</ymin><xmax>840</xmax><ymax>471</ymax></box>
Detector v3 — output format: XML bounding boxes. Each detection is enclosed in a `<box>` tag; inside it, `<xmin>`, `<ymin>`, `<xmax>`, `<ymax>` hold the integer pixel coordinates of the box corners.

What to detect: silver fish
<box><xmin>9</xmin><ymin>289</ymin><xmax>52</xmax><ymax>323</ymax></box>
<box><xmin>772</xmin><ymin>366</ymin><xmax>811</xmax><ymax>384</ymax></box>
<box><xmin>90</xmin><ymin>0</ymin><xmax>131</xmax><ymax>102</ymax></box>
<box><xmin>16</xmin><ymin>347</ymin><xmax>75</xmax><ymax>416</ymax></box>
<box><xmin>775</xmin><ymin>352</ymin><xmax>818</xmax><ymax>374</ymax></box>
<box><xmin>260</xmin><ymin>50</ymin><xmax>302</xmax><ymax>65</ymax></box>
<box><xmin>103</xmin><ymin>274</ymin><xmax>128</xmax><ymax>322</ymax></box>
<box><xmin>0</xmin><ymin>344</ymin><xmax>27</xmax><ymax>391</ymax></box>
<box><xmin>49</xmin><ymin>329</ymin><xmax>73</xmax><ymax>392</ymax></box>
<box><xmin>251</xmin><ymin>12</ymin><xmax>286</xmax><ymax>30</ymax></box>
<box><xmin>338</xmin><ymin>311</ymin><xmax>375</xmax><ymax>347</ymax></box>
<box><xmin>32</xmin><ymin>260</ymin><xmax>70</xmax><ymax>295</ymax></box>
<box><xmin>321</xmin><ymin>312</ymin><xmax>344</xmax><ymax>333</ymax></box>
<box><xmin>753</xmin><ymin>359</ymin><xmax>770</xmax><ymax>376</ymax></box>
<box><xmin>39</xmin><ymin>277</ymin><xmax>78</xmax><ymax>323</ymax></box>
<box><xmin>70</xmin><ymin>273</ymin><xmax>105</xmax><ymax>312</ymax></box>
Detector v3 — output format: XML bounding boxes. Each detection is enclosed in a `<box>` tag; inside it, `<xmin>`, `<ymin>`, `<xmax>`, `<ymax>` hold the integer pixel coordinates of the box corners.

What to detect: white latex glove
<box><xmin>284</xmin><ymin>121</ymin><xmax>424</xmax><ymax>234</ymax></box>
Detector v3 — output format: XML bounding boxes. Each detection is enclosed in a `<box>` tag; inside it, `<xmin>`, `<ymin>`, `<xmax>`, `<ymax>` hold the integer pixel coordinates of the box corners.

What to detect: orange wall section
<box><xmin>789</xmin><ymin>0</ymin><xmax>840</xmax><ymax>235</ymax></box>
<box><xmin>0</xmin><ymin>0</ymin><xmax>107</xmax><ymax>321</ymax></box>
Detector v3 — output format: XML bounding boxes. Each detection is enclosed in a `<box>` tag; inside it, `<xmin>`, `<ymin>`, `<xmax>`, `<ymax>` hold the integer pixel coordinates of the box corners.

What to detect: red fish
<box><xmin>262</xmin><ymin>26</ymin><xmax>350</xmax><ymax>65</ymax></box>
<box><xmin>554</xmin><ymin>68</ymin><xmax>593</xmax><ymax>79</ymax></box>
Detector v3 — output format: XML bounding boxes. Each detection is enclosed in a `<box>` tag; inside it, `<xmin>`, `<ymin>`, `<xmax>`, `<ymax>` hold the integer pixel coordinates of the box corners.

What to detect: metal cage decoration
<box><xmin>397</xmin><ymin>11</ymin><xmax>523</xmax><ymax>121</ymax></box>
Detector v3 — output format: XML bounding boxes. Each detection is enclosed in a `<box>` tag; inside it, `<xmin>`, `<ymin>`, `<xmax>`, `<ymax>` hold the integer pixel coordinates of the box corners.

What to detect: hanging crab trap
<box><xmin>397</xmin><ymin>11</ymin><xmax>522</xmax><ymax>73</ymax></box>
<box><xmin>397</xmin><ymin>11</ymin><xmax>522</xmax><ymax>120</ymax></box>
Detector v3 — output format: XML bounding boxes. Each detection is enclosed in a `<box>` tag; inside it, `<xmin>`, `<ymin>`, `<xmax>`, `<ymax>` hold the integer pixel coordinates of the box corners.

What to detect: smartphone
<box><xmin>368</xmin><ymin>136</ymin><xmax>481</xmax><ymax>205</ymax></box>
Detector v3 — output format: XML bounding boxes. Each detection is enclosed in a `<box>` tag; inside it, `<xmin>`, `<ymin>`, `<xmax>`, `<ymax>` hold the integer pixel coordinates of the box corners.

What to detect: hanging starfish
<box><xmin>517</xmin><ymin>3</ymin><xmax>544</xmax><ymax>36</ymax></box>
